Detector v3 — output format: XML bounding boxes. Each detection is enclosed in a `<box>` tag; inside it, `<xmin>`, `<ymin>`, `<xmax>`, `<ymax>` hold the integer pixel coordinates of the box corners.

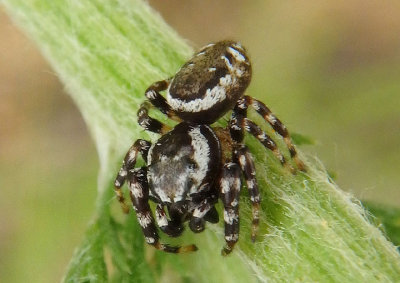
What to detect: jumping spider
<box><xmin>114</xmin><ymin>40</ymin><xmax>305</xmax><ymax>256</ymax></box>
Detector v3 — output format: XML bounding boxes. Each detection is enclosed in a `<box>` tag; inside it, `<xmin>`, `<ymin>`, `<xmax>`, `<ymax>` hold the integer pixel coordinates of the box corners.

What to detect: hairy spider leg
<box><xmin>155</xmin><ymin>204</ymin><xmax>184</xmax><ymax>237</ymax></box>
<box><xmin>219</xmin><ymin>163</ymin><xmax>241</xmax><ymax>256</ymax></box>
<box><xmin>137</xmin><ymin>101</ymin><xmax>171</xmax><ymax>134</ymax></box>
<box><xmin>229</xmin><ymin>98</ymin><xmax>246</xmax><ymax>143</ymax></box>
<box><xmin>129</xmin><ymin>167</ymin><xmax>197</xmax><ymax>254</ymax></box>
<box><xmin>244</xmin><ymin>118</ymin><xmax>295</xmax><ymax>173</ymax></box>
<box><xmin>245</xmin><ymin>96</ymin><xmax>306</xmax><ymax>171</ymax></box>
<box><xmin>114</xmin><ymin>139</ymin><xmax>151</xmax><ymax>213</ymax></box>
<box><xmin>229</xmin><ymin>100</ymin><xmax>293</xmax><ymax>172</ymax></box>
<box><xmin>233</xmin><ymin>145</ymin><xmax>261</xmax><ymax>242</ymax></box>
<box><xmin>144</xmin><ymin>79</ymin><xmax>181</xmax><ymax>121</ymax></box>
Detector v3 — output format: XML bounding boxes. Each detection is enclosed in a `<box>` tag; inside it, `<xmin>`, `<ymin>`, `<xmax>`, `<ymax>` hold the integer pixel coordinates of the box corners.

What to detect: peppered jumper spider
<box><xmin>114</xmin><ymin>40</ymin><xmax>305</xmax><ymax>255</ymax></box>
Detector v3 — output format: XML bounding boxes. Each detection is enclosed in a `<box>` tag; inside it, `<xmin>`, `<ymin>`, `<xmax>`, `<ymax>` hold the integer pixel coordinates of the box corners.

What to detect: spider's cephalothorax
<box><xmin>114</xmin><ymin>40</ymin><xmax>306</xmax><ymax>256</ymax></box>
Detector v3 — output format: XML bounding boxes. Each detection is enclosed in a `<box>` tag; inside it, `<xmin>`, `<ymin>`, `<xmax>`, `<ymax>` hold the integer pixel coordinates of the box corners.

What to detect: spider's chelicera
<box><xmin>114</xmin><ymin>40</ymin><xmax>305</xmax><ymax>255</ymax></box>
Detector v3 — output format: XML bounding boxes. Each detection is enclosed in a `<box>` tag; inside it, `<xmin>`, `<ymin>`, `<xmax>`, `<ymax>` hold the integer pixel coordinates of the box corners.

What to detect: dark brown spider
<box><xmin>114</xmin><ymin>40</ymin><xmax>305</xmax><ymax>256</ymax></box>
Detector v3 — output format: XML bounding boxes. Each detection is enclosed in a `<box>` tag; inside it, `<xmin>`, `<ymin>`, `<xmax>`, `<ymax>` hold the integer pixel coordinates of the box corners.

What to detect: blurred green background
<box><xmin>1</xmin><ymin>1</ymin><xmax>399</xmax><ymax>282</ymax></box>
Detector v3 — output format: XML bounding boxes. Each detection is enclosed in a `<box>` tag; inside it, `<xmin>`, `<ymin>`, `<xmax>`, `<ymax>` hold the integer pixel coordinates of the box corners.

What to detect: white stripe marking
<box><xmin>193</xmin><ymin>204</ymin><xmax>210</xmax><ymax>218</ymax></box>
<box><xmin>145</xmin><ymin>237</ymin><xmax>155</xmax><ymax>244</ymax></box>
<box><xmin>155</xmin><ymin>207</ymin><xmax>168</xmax><ymax>227</ymax></box>
<box><xmin>225</xmin><ymin>234</ymin><xmax>239</xmax><ymax>242</ymax></box>
<box><xmin>130</xmin><ymin>182</ymin><xmax>143</xmax><ymax>198</ymax></box>
<box><xmin>137</xmin><ymin>212</ymin><xmax>152</xmax><ymax>228</ymax></box>
<box><xmin>227</xmin><ymin>46</ymin><xmax>246</xmax><ymax>62</ymax></box>
<box><xmin>188</xmin><ymin>127</ymin><xmax>210</xmax><ymax>191</ymax></box>
<box><xmin>167</xmin><ymin>74</ymin><xmax>232</xmax><ymax>112</ymax></box>
<box><xmin>224</xmin><ymin>209</ymin><xmax>238</xmax><ymax>225</ymax></box>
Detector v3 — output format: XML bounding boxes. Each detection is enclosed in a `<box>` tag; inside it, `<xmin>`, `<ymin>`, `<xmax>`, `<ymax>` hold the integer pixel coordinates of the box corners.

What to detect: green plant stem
<box><xmin>3</xmin><ymin>0</ymin><xmax>400</xmax><ymax>282</ymax></box>
<box><xmin>363</xmin><ymin>201</ymin><xmax>400</xmax><ymax>248</ymax></box>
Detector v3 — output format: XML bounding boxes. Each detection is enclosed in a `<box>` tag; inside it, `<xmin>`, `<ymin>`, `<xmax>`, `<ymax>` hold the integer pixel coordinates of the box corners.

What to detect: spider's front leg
<box><xmin>219</xmin><ymin>163</ymin><xmax>241</xmax><ymax>256</ymax></box>
<box><xmin>129</xmin><ymin>167</ymin><xmax>197</xmax><ymax>254</ymax></box>
<box><xmin>114</xmin><ymin>139</ymin><xmax>151</xmax><ymax>213</ymax></box>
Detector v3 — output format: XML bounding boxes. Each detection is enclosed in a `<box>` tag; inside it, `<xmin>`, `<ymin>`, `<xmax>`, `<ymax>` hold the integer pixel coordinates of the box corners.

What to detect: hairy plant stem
<box><xmin>3</xmin><ymin>0</ymin><xmax>400</xmax><ymax>282</ymax></box>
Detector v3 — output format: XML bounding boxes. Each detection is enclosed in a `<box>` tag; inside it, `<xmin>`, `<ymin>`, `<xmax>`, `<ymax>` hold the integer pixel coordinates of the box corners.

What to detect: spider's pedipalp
<box><xmin>189</xmin><ymin>197</ymin><xmax>215</xmax><ymax>233</ymax></box>
<box><xmin>155</xmin><ymin>204</ymin><xmax>184</xmax><ymax>237</ymax></box>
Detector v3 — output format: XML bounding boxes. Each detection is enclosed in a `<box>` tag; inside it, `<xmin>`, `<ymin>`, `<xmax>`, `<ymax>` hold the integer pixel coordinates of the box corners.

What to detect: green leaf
<box><xmin>63</xmin><ymin>220</ymin><xmax>108</xmax><ymax>283</ymax></box>
<box><xmin>291</xmin><ymin>132</ymin><xmax>315</xmax><ymax>145</ymax></box>
<box><xmin>363</xmin><ymin>201</ymin><xmax>400</xmax><ymax>248</ymax></box>
<box><xmin>3</xmin><ymin>0</ymin><xmax>400</xmax><ymax>282</ymax></box>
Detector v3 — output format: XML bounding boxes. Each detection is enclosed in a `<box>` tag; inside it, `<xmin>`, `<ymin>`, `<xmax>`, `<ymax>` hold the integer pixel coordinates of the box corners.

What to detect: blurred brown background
<box><xmin>1</xmin><ymin>1</ymin><xmax>399</xmax><ymax>282</ymax></box>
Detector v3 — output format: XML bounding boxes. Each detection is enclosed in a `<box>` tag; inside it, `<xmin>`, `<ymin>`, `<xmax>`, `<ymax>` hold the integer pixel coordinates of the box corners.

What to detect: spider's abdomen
<box><xmin>167</xmin><ymin>40</ymin><xmax>252</xmax><ymax>124</ymax></box>
<box><xmin>147</xmin><ymin>123</ymin><xmax>221</xmax><ymax>203</ymax></box>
